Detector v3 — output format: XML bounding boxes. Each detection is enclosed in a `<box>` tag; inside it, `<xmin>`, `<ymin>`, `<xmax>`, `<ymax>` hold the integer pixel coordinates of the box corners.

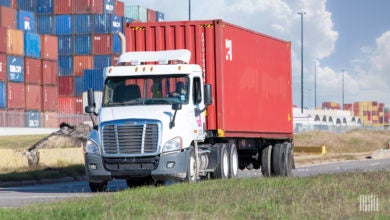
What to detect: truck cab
<box><xmin>84</xmin><ymin>50</ymin><xmax>214</xmax><ymax>191</ymax></box>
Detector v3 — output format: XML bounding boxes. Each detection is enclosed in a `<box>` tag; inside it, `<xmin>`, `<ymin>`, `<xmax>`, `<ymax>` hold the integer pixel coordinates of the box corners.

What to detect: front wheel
<box><xmin>89</xmin><ymin>181</ymin><xmax>107</xmax><ymax>192</ymax></box>
<box><xmin>185</xmin><ymin>147</ymin><xmax>197</xmax><ymax>183</ymax></box>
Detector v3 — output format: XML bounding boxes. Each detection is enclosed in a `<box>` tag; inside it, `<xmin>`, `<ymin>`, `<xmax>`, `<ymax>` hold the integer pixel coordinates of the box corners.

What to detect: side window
<box><xmin>192</xmin><ymin>77</ymin><xmax>202</xmax><ymax>104</ymax></box>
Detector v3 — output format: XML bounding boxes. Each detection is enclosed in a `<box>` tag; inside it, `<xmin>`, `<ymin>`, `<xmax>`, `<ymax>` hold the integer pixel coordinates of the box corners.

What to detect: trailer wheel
<box><xmin>280</xmin><ymin>142</ymin><xmax>293</xmax><ymax>176</ymax></box>
<box><xmin>272</xmin><ymin>143</ymin><xmax>282</xmax><ymax>175</ymax></box>
<box><xmin>89</xmin><ymin>181</ymin><xmax>107</xmax><ymax>192</ymax></box>
<box><xmin>227</xmin><ymin>143</ymin><xmax>238</xmax><ymax>178</ymax></box>
<box><xmin>261</xmin><ymin>145</ymin><xmax>272</xmax><ymax>177</ymax></box>
<box><xmin>185</xmin><ymin>147</ymin><xmax>197</xmax><ymax>183</ymax></box>
<box><xmin>213</xmin><ymin>143</ymin><xmax>229</xmax><ymax>179</ymax></box>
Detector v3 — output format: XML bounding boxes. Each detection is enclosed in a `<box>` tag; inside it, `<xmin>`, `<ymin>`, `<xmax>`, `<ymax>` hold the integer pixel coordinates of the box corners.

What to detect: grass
<box><xmin>0</xmin><ymin>135</ymin><xmax>47</xmax><ymax>150</ymax></box>
<box><xmin>0</xmin><ymin>171</ymin><xmax>389</xmax><ymax>219</ymax></box>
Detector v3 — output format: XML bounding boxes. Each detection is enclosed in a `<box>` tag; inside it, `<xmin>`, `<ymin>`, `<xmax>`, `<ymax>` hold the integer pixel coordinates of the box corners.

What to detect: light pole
<box><xmin>314</xmin><ymin>60</ymin><xmax>317</xmax><ymax>109</ymax></box>
<box><xmin>189</xmin><ymin>0</ymin><xmax>191</xmax><ymax>20</ymax></box>
<box><xmin>298</xmin><ymin>11</ymin><xmax>305</xmax><ymax>113</ymax></box>
<box><xmin>341</xmin><ymin>69</ymin><xmax>345</xmax><ymax>110</ymax></box>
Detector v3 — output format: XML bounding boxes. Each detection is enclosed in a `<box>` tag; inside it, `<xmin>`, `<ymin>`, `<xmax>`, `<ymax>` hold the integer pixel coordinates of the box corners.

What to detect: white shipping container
<box><xmin>124</xmin><ymin>5</ymin><xmax>147</xmax><ymax>22</ymax></box>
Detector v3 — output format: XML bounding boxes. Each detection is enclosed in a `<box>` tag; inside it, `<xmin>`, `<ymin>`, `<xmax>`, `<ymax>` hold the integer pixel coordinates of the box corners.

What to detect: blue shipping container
<box><xmin>73</xmin><ymin>14</ymin><xmax>92</xmax><ymax>34</ymax></box>
<box><xmin>73</xmin><ymin>35</ymin><xmax>92</xmax><ymax>55</ymax></box>
<box><xmin>82</xmin><ymin>69</ymin><xmax>104</xmax><ymax>91</ymax></box>
<box><xmin>37</xmin><ymin>15</ymin><xmax>54</xmax><ymax>34</ymax></box>
<box><xmin>156</xmin><ymin>11</ymin><xmax>164</xmax><ymax>21</ymax></box>
<box><xmin>112</xmin><ymin>34</ymin><xmax>121</xmax><ymax>54</ymax></box>
<box><xmin>25</xmin><ymin>111</ymin><xmax>41</xmax><ymax>128</ymax></box>
<box><xmin>0</xmin><ymin>81</ymin><xmax>6</xmax><ymax>108</ymax></box>
<box><xmin>0</xmin><ymin>0</ymin><xmax>11</xmax><ymax>7</ymax></box>
<box><xmin>7</xmin><ymin>56</ymin><xmax>24</xmax><ymax>82</ymax></box>
<box><xmin>17</xmin><ymin>0</ymin><xmax>35</xmax><ymax>12</ymax></box>
<box><xmin>74</xmin><ymin>76</ymin><xmax>83</xmax><ymax>96</ymax></box>
<box><xmin>24</xmin><ymin>32</ymin><xmax>41</xmax><ymax>58</ymax></box>
<box><xmin>94</xmin><ymin>14</ymin><xmax>123</xmax><ymax>33</ymax></box>
<box><xmin>58</xmin><ymin>35</ymin><xmax>73</xmax><ymax>55</ymax></box>
<box><xmin>36</xmin><ymin>0</ymin><xmax>53</xmax><ymax>14</ymax></box>
<box><xmin>58</xmin><ymin>55</ymin><xmax>73</xmax><ymax>76</ymax></box>
<box><xmin>55</xmin><ymin>15</ymin><xmax>72</xmax><ymax>35</ymax></box>
<box><xmin>104</xmin><ymin>0</ymin><xmax>114</xmax><ymax>14</ymax></box>
<box><xmin>94</xmin><ymin>55</ymin><xmax>111</xmax><ymax>69</ymax></box>
<box><xmin>17</xmin><ymin>10</ymin><xmax>36</xmax><ymax>32</ymax></box>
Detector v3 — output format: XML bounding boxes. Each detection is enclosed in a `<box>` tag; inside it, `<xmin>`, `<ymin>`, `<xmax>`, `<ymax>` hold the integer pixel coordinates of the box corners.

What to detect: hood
<box><xmin>99</xmin><ymin>105</ymin><xmax>174</xmax><ymax>123</ymax></box>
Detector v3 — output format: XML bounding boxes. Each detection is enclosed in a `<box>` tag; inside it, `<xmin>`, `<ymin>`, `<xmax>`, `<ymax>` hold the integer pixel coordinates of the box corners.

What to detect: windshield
<box><xmin>103</xmin><ymin>75</ymin><xmax>189</xmax><ymax>107</ymax></box>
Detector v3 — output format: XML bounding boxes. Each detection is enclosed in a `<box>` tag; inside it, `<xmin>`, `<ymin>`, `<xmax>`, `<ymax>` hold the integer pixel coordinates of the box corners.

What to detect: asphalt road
<box><xmin>1</xmin><ymin>158</ymin><xmax>390</xmax><ymax>208</ymax></box>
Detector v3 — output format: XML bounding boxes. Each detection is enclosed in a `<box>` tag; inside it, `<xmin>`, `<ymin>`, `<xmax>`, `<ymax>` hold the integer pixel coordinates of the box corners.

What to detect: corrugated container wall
<box><xmin>0</xmin><ymin>81</ymin><xmax>5</xmax><ymax>108</ymax></box>
<box><xmin>94</xmin><ymin>55</ymin><xmax>111</xmax><ymax>69</ymax></box>
<box><xmin>25</xmin><ymin>57</ymin><xmax>42</xmax><ymax>84</ymax></box>
<box><xmin>36</xmin><ymin>0</ymin><xmax>54</xmax><ymax>14</ymax></box>
<box><xmin>0</xmin><ymin>27</ymin><xmax>5</xmax><ymax>53</ymax></box>
<box><xmin>103</xmin><ymin>0</ymin><xmax>114</xmax><ymax>14</ymax></box>
<box><xmin>58</xmin><ymin>97</ymin><xmax>76</xmax><ymax>114</ymax></box>
<box><xmin>74</xmin><ymin>34</ymin><xmax>92</xmax><ymax>54</ymax></box>
<box><xmin>17</xmin><ymin>10</ymin><xmax>35</xmax><ymax>32</ymax></box>
<box><xmin>7</xmin><ymin>55</ymin><xmax>24</xmax><ymax>82</ymax></box>
<box><xmin>124</xmin><ymin>6</ymin><xmax>147</xmax><ymax>22</ymax></box>
<box><xmin>7</xmin><ymin>28</ymin><xmax>24</xmax><ymax>56</ymax></box>
<box><xmin>73</xmin><ymin>0</ymin><xmax>103</xmax><ymax>14</ymax></box>
<box><xmin>125</xmin><ymin>20</ymin><xmax>293</xmax><ymax>137</ymax></box>
<box><xmin>58</xmin><ymin>76</ymin><xmax>74</xmax><ymax>96</ymax></box>
<box><xmin>41</xmin><ymin>112</ymin><xmax>58</xmax><ymax>128</ymax></box>
<box><xmin>54</xmin><ymin>0</ymin><xmax>72</xmax><ymax>14</ymax></box>
<box><xmin>41</xmin><ymin>34</ymin><xmax>58</xmax><ymax>60</ymax></box>
<box><xmin>24</xmin><ymin>32</ymin><xmax>41</xmax><ymax>58</ymax></box>
<box><xmin>0</xmin><ymin>6</ymin><xmax>16</xmax><ymax>28</ymax></box>
<box><xmin>74</xmin><ymin>55</ymin><xmax>93</xmax><ymax>75</ymax></box>
<box><xmin>58</xmin><ymin>35</ymin><xmax>72</xmax><ymax>55</ymax></box>
<box><xmin>82</xmin><ymin>68</ymin><xmax>104</xmax><ymax>91</ymax></box>
<box><xmin>42</xmin><ymin>60</ymin><xmax>57</xmax><ymax>85</ymax></box>
<box><xmin>93</xmin><ymin>14</ymin><xmax>123</xmax><ymax>33</ymax></box>
<box><xmin>0</xmin><ymin>0</ymin><xmax>12</xmax><ymax>7</ymax></box>
<box><xmin>58</xmin><ymin>55</ymin><xmax>73</xmax><ymax>75</ymax></box>
<box><xmin>55</xmin><ymin>15</ymin><xmax>72</xmax><ymax>35</ymax></box>
<box><xmin>92</xmin><ymin>34</ymin><xmax>112</xmax><ymax>54</ymax></box>
<box><xmin>156</xmin><ymin>11</ymin><xmax>164</xmax><ymax>21</ymax></box>
<box><xmin>114</xmin><ymin>0</ymin><xmax>124</xmax><ymax>16</ymax></box>
<box><xmin>7</xmin><ymin>82</ymin><xmax>25</xmax><ymax>109</ymax></box>
<box><xmin>0</xmin><ymin>54</ymin><xmax>6</xmax><ymax>81</ymax></box>
<box><xmin>17</xmin><ymin>0</ymin><xmax>35</xmax><ymax>12</ymax></box>
<box><xmin>73</xmin><ymin>14</ymin><xmax>92</xmax><ymax>34</ymax></box>
<box><xmin>37</xmin><ymin>15</ymin><xmax>54</xmax><ymax>34</ymax></box>
<box><xmin>25</xmin><ymin>84</ymin><xmax>42</xmax><ymax>110</ymax></box>
<box><xmin>42</xmin><ymin>85</ymin><xmax>57</xmax><ymax>111</ymax></box>
<box><xmin>147</xmin><ymin>9</ymin><xmax>156</xmax><ymax>22</ymax></box>
<box><xmin>25</xmin><ymin>110</ymin><xmax>41</xmax><ymax>127</ymax></box>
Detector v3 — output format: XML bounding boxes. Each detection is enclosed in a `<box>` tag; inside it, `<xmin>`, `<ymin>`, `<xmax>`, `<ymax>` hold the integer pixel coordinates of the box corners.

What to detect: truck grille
<box><xmin>102</xmin><ymin>123</ymin><xmax>159</xmax><ymax>155</ymax></box>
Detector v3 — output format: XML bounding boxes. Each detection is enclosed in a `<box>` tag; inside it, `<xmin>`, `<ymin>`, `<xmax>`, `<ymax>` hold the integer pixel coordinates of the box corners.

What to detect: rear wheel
<box><xmin>272</xmin><ymin>143</ymin><xmax>282</xmax><ymax>175</ymax></box>
<box><xmin>213</xmin><ymin>143</ymin><xmax>229</xmax><ymax>179</ymax></box>
<box><xmin>89</xmin><ymin>181</ymin><xmax>107</xmax><ymax>192</ymax></box>
<box><xmin>280</xmin><ymin>142</ymin><xmax>293</xmax><ymax>176</ymax></box>
<box><xmin>185</xmin><ymin>147</ymin><xmax>197</xmax><ymax>183</ymax></box>
<box><xmin>261</xmin><ymin>145</ymin><xmax>272</xmax><ymax>177</ymax></box>
<box><xmin>227</xmin><ymin>143</ymin><xmax>238</xmax><ymax>178</ymax></box>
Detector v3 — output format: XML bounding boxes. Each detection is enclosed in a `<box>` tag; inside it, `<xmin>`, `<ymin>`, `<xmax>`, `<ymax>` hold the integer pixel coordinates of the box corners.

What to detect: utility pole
<box><xmin>341</xmin><ymin>69</ymin><xmax>345</xmax><ymax>110</ymax></box>
<box><xmin>314</xmin><ymin>61</ymin><xmax>317</xmax><ymax>109</ymax></box>
<box><xmin>298</xmin><ymin>11</ymin><xmax>305</xmax><ymax>113</ymax></box>
<box><xmin>189</xmin><ymin>0</ymin><xmax>191</xmax><ymax>20</ymax></box>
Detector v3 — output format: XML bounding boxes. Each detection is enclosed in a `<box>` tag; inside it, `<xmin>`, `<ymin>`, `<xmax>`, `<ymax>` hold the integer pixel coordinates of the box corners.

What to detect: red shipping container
<box><xmin>41</xmin><ymin>111</ymin><xmax>59</xmax><ymax>128</ymax></box>
<box><xmin>114</xmin><ymin>0</ymin><xmax>124</xmax><ymax>17</ymax></box>
<box><xmin>0</xmin><ymin>109</ymin><xmax>25</xmax><ymax>127</ymax></box>
<box><xmin>0</xmin><ymin>6</ymin><xmax>16</xmax><ymax>28</ymax></box>
<box><xmin>0</xmin><ymin>53</ymin><xmax>6</xmax><ymax>81</ymax></box>
<box><xmin>58</xmin><ymin>96</ymin><xmax>76</xmax><ymax>114</ymax></box>
<box><xmin>42</xmin><ymin>85</ymin><xmax>58</xmax><ymax>112</ymax></box>
<box><xmin>126</xmin><ymin>20</ymin><xmax>292</xmax><ymax>137</ymax></box>
<box><xmin>75</xmin><ymin>96</ymin><xmax>83</xmax><ymax>114</ymax></box>
<box><xmin>73</xmin><ymin>55</ymin><xmax>93</xmax><ymax>76</ymax></box>
<box><xmin>73</xmin><ymin>0</ymin><xmax>103</xmax><ymax>14</ymax></box>
<box><xmin>41</xmin><ymin>35</ymin><xmax>58</xmax><ymax>60</ymax></box>
<box><xmin>25</xmin><ymin>58</ymin><xmax>42</xmax><ymax>84</ymax></box>
<box><xmin>58</xmin><ymin>76</ymin><xmax>74</xmax><ymax>96</ymax></box>
<box><xmin>25</xmin><ymin>84</ymin><xmax>42</xmax><ymax>111</ymax></box>
<box><xmin>92</xmin><ymin>34</ymin><xmax>112</xmax><ymax>54</ymax></box>
<box><xmin>7</xmin><ymin>82</ymin><xmax>25</xmax><ymax>109</ymax></box>
<box><xmin>54</xmin><ymin>0</ymin><xmax>73</xmax><ymax>14</ymax></box>
<box><xmin>42</xmin><ymin>60</ymin><xmax>58</xmax><ymax>85</ymax></box>
<box><xmin>147</xmin><ymin>9</ymin><xmax>156</xmax><ymax>22</ymax></box>
<box><xmin>0</xmin><ymin>27</ymin><xmax>6</xmax><ymax>53</ymax></box>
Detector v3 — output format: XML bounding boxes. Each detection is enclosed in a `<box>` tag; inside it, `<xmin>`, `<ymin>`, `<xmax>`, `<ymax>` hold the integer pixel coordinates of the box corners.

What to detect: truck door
<box><xmin>192</xmin><ymin>77</ymin><xmax>206</xmax><ymax>140</ymax></box>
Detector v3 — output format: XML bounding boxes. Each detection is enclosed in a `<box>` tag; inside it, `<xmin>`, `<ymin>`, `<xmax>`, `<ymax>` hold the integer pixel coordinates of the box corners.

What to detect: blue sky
<box><xmin>123</xmin><ymin>0</ymin><xmax>390</xmax><ymax>108</ymax></box>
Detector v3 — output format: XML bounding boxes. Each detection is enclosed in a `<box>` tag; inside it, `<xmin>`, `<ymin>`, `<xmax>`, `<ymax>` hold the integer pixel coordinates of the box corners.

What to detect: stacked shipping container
<box><xmin>0</xmin><ymin>0</ymin><xmax>164</xmax><ymax>128</ymax></box>
<box><xmin>0</xmin><ymin>1</ymin><xmax>59</xmax><ymax>128</ymax></box>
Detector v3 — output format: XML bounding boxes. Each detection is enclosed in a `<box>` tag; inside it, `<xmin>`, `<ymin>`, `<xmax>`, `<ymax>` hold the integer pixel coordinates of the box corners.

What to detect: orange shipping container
<box><xmin>0</xmin><ymin>6</ymin><xmax>17</xmax><ymax>28</ymax></box>
<box><xmin>7</xmin><ymin>28</ymin><xmax>24</xmax><ymax>56</ymax></box>
<box><xmin>41</xmin><ymin>34</ymin><xmax>58</xmax><ymax>60</ymax></box>
<box><xmin>58</xmin><ymin>96</ymin><xmax>76</xmax><ymax>114</ymax></box>
<box><xmin>73</xmin><ymin>55</ymin><xmax>93</xmax><ymax>76</ymax></box>
<box><xmin>25</xmin><ymin>58</ymin><xmax>42</xmax><ymax>84</ymax></box>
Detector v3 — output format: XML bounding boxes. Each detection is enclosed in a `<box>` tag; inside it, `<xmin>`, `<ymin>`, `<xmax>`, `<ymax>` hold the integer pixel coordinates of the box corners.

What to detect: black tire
<box><xmin>280</xmin><ymin>142</ymin><xmax>293</xmax><ymax>176</ymax></box>
<box><xmin>185</xmin><ymin>147</ymin><xmax>197</xmax><ymax>183</ymax></box>
<box><xmin>227</xmin><ymin>143</ymin><xmax>238</xmax><ymax>178</ymax></box>
<box><xmin>126</xmin><ymin>178</ymin><xmax>151</xmax><ymax>188</ymax></box>
<box><xmin>261</xmin><ymin>145</ymin><xmax>272</xmax><ymax>177</ymax></box>
<box><xmin>89</xmin><ymin>181</ymin><xmax>108</xmax><ymax>192</ymax></box>
<box><xmin>213</xmin><ymin>143</ymin><xmax>229</xmax><ymax>179</ymax></box>
<box><xmin>272</xmin><ymin>143</ymin><xmax>282</xmax><ymax>176</ymax></box>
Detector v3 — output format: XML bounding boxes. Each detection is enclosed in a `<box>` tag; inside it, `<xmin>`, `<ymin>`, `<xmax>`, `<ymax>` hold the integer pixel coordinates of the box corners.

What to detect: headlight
<box><xmin>162</xmin><ymin>137</ymin><xmax>182</xmax><ymax>153</ymax></box>
<box><xmin>85</xmin><ymin>139</ymin><xmax>100</xmax><ymax>154</ymax></box>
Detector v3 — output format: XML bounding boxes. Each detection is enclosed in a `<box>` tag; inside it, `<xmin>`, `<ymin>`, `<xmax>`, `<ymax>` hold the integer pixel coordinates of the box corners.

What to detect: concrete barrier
<box><xmin>294</xmin><ymin>145</ymin><xmax>327</xmax><ymax>155</ymax></box>
<box><xmin>0</xmin><ymin>148</ymin><xmax>84</xmax><ymax>169</ymax></box>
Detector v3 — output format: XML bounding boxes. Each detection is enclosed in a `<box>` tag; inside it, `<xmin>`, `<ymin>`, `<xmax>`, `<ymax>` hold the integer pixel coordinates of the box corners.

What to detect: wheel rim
<box><xmin>222</xmin><ymin>149</ymin><xmax>229</xmax><ymax>177</ymax></box>
<box><xmin>231</xmin><ymin>148</ymin><xmax>238</xmax><ymax>177</ymax></box>
<box><xmin>189</xmin><ymin>152</ymin><xmax>196</xmax><ymax>181</ymax></box>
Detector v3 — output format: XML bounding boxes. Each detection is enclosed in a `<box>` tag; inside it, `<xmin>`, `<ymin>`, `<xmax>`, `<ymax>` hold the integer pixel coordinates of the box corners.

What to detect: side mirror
<box><xmin>204</xmin><ymin>84</ymin><xmax>212</xmax><ymax>106</ymax></box>
<box><xmin>85</xmin><ymin>88</ymin><xmax>96</xmax><ymax>114</ymax></box>
<box><xmin>172</xmin><ymin>103</ymin><xmax>182</xmax><ymax>111</ymax></box>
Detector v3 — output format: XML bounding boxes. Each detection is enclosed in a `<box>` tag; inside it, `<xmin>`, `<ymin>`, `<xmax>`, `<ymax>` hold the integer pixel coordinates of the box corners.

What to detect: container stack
<box><xmin>0</xmin><ymin>0</ymin><xmax>59</xmax><ymax>128</ymax></box>
<box><xmin>346</xmin><ymin>101</ymin><xmax>387</xmax><ymax>127</ymax></box>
